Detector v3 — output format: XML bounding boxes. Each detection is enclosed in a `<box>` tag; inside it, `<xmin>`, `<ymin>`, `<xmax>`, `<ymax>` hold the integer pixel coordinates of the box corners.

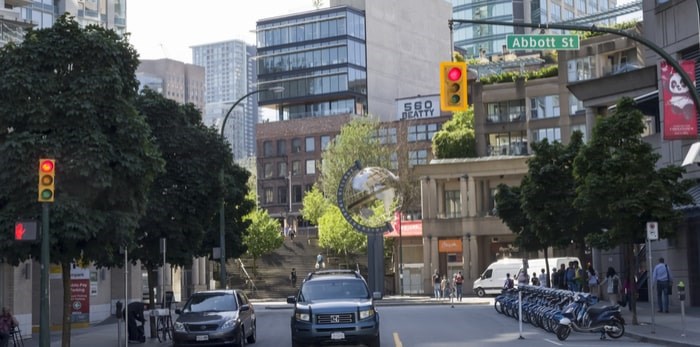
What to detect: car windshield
<box><xmin>300</xmin><ymin>279</ymin><xmax>369</xmax><ymax>301</ymax></box>
<box><xmin>183</xmin><ymin>293</ymin><xmax>237</xmax><ymax>313</ymax></box>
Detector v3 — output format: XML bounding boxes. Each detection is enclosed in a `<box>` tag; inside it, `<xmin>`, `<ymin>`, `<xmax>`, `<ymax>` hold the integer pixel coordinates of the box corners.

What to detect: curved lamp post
<box><xmin>219</xmin><ymin>86</ymin><xmax>283</xmax><ymax>289</ymax></box>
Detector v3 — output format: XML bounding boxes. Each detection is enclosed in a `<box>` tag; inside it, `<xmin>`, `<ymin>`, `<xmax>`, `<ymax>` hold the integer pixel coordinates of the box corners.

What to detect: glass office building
<box><xmin>256</xmin><ymin>6</ymin><xmax>368</xmax><ymax>121</ymax></box>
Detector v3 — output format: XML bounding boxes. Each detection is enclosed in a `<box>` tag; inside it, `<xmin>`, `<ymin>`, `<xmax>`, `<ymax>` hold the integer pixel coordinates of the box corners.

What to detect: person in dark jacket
<box><xmin>127</xmin><ymin>302</ymin><xmax>146</xmax><ymax>343</ymax></box>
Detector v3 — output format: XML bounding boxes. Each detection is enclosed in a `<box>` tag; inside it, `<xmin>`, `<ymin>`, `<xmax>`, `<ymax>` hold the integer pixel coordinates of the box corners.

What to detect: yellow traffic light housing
<box><xmin>38</xmin><ymin>159</ymin><xmax>55</xmax><ymax>202</ymax></box>
<box><xmin>440</xmin><ymin>61</ymin><xmax>468</xmax><ymax>112</ymax></box>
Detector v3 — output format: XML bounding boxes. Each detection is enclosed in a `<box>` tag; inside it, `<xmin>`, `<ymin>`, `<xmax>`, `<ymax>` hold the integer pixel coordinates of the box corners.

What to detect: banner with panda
<box><xmin>661</xmin><ymin>59</ymin><xmax>697</xmax><ymax>140</ymax></box>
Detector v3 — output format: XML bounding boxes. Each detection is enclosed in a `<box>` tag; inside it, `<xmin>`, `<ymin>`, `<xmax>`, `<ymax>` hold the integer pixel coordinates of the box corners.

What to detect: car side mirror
<box><xmin>240</xmin><ymin>305</ymin><xmax>250</xmax><ymax>312</ymax></box>
<box><xmin>287</xmin><ymin>296</ymin><xmax>297</xmax><ymax>304</ymax></box>
<box><xmin>175</xmin><ymin>309</ymin><xmax>182</xmax><ymax>315</ymax></box>
<box><xmin>372</xmin><ymin>292</ymin><xmax>382</xmax><ymax>300</ymax></box>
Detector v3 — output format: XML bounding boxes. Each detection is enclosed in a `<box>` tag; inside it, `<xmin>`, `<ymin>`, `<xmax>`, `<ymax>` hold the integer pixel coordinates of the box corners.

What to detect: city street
<box><xmin>23</xmin><ymin>302</ymin><xmax>665</xmax><ymax>347</ymax></box>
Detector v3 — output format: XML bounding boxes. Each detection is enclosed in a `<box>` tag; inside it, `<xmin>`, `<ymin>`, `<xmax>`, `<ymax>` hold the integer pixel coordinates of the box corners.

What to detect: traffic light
<box><xmin>14</xmin><ymin>221</ymin><xmax>38</xmax><ymax>241</ymax></box>
<box><xmin>38</xmin><ymin>159</ymin><xmax>55</xmax><ymax>202</ymax></box>
<box><xmin>439</xmin><ymin>61</ymin><xmax>468</xmax><ymax>112</ymax></box>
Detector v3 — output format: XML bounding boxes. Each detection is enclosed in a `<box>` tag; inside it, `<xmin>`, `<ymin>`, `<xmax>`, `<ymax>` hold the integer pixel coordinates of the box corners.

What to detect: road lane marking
<box><xmin>544</xmin><ymin>338</ymin><xmax>563</xmax><ymax>346</ymax></box>
<box><xmin>393</xmin><ymin>332</ymin><xmax>403</xmax><ymax>347</ymax></box>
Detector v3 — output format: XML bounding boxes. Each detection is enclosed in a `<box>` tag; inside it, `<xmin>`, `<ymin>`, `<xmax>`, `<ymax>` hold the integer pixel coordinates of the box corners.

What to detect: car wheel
<box><xmin>246</xmin><ymin>320</ymin><xmax>257</xmax><ymax>343</ymax></box>
<box><xmin>367</xmin><ymin>333</ymin><xmax>380</xmax><ymax>347</ymax></box>
<box><xmin>235</xmin><ymin>326</ymin><xmax>246</xmax><ymax>347</ymax></box>
<box><xmin>476</xmin><ymin>287</ymin><xmax>486</xmax><ymax>297</ymax></box>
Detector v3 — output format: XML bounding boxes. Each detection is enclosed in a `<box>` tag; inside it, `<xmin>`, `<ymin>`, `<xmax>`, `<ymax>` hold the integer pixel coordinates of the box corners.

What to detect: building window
<box><xmin>306</xmin><ymin>159</ymin><xmax>316</xmax><ymax>175</ymax></box>
<box><xmin>321</xmin><ymin>135</ymin><xmax>331</xmax><ymax>150</ymax></box>
<box><xmin>278</xmin><ymin>161</ymin><xmax>287</xmax><ymax>178</ymax></box>
<box><xmin>292</xmin><ymin>185</ymin><xmax>303</xmax><ymax>203</ymax></box>
<box><xmin>530</xmin><ymin>95</ymin><xmax>560</xmax><ymax>119</ymax></box>
<box><xmin>486</xmin><ymin>100</ymin><xmax>526</xmax><ymax>123</ymax></box>
<box><xmin>277</xmin><ymin>140</ymin><xmax>286</xmax><ymax>155</ymax></box>
<box><xmin>408</xmin><ymin>150</ymin><xmax>428</xmax><ymax>167</ymax></box>
<box><xmin>532</xmin><ymin>127</ymin><xmax>562</xmax><ymax>143</ymax></box>
<box><xmin>263</xmin><ymin>141</ymin><xmax>274</xmax><ymax>157</ymax></box>
<box><xmin>278</xmin><ymin>186</ymin><xmax>288</xmax><ymax>205</ymax></box>
<box><xmin>487</xmin><ymin>131</ymin><xmax>528</xmax><ymax>156</ymax></box>
<box><xmin>567</xmin><ymin>56</ymin><xmax>596</xmax><ymax>82</ymax></box>
<box><xmin>444</xmin><ymin>190</ymin><xmax>461</xmax><ymax>218</ymax></box>
<box><xmin>305</xmin><ymin>184</ymin><xmax>313</xmax><ymax>192</ymax></box>
<box><xmin>264</xmin><ymin>187</ymin><xmax>274</xmax><ymax>204</ymax></box>
<box><xmin>292</xmin><ymin>138</ymin><xmax>302</xmax><ymax>153</ymax></box>
<box><xmin>407</xmin><ymin>123</ymin><xmax>439</xmax><ymax>142</ymax></box>
<box><xmin>292</xmin><ymin>160</ymin><xmax>301</xmax><ymax>175</ymax></box>
<box><xmin>376</xmin><ymin>127</ymin><xmax>397</xmax><ymax>144</ymax></box>
<box><xmin>305</xmin><ymin>137</ymin><xmax>315</xmax><ymax>152</ymax></box>
<box><xmin>264</xmin><ymin>162</ymin><xmax>274</xmax><ymax>178</ymax></box>
<box><xmin>390</xmin><ymin>152</ymin><xmax>398</xmax><ymax>171</ymax></box>
<box><xmin>569</xmin><ymin>94</ymin><xmax>584</xmax><ymax>115</ymax></box>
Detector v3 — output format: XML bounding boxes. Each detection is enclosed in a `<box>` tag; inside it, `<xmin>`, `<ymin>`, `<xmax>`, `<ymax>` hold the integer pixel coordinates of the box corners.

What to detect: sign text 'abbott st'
<box><xmin>506</xmin><ymin>34</ymin><xmax>580</xmax><ymax>50</ymax></box>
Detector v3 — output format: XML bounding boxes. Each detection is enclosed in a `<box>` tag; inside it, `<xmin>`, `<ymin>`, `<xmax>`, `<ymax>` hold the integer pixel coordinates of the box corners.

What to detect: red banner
<box><xmin>661</xmin><ymin>60</ymin><xmax>697</xmax><ymax>140</ymax></box>
<box><xmin>385</xmin><ymin>212</ymin><xmax>423</xmax><ymax>237</ymax></box>
<box><xmin>71</xmin><ymin>279</ymin><xmax>90</xmax><ymax>323</ymax></box>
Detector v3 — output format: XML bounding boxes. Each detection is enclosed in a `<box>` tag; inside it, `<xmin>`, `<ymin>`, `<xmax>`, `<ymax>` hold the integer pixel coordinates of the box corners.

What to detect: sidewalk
<box><xmin>17</xmin><ymin>295</ymin><xmax>700</xmax><ymax>347</ymax></box>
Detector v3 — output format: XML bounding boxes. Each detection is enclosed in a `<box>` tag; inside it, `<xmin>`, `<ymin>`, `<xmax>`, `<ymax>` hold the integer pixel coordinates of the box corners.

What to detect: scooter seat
<box><xmin>587</xmin><ymin>303</ymin><xmax>617</xmax><ymax>316</ymax></box>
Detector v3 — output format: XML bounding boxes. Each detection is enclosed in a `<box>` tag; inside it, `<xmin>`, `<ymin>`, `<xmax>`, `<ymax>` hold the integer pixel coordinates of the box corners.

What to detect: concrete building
<box><xmin>136</xmin><ymin>58</ymin><xmax>206</xmax><ymax>112</ymax></box>
<box><xmin>192</xmin><ymin>40</ymin><xmax>261</xmax><ymax>162</ymax></box>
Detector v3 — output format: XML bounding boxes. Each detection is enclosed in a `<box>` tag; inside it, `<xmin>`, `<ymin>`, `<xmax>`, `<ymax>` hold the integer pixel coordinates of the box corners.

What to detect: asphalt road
<box><xmin>255</xmin><ymin>304</ymin><xmax>662</xmax><ymax>347</ymax></box>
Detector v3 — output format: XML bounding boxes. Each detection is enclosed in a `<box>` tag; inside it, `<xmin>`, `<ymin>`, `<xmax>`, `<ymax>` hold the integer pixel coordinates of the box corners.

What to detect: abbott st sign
<box><xmin>506</xmin><ymin>34</ymin><xmax>580</xmax><ymax>50</ymax></box>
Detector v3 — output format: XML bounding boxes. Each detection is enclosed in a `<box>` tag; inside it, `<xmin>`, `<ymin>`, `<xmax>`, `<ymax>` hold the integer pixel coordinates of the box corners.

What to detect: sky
<box><xmin>127</xmin><ymin>0</ymin><xmax>643</xmax><ymax>65</ymax></box>
<box><xmin>127</xmin><ymin>0</ymin><xmax>319</xmax><ymax>64</ymax></box>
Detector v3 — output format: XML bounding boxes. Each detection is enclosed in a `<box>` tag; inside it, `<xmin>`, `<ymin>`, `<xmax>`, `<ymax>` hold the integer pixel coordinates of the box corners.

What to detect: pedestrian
<box><xmin>587</xmin><ymin>263</ymin><xmax>599</xmax><ymax>295</ymax></box>
<box><xmin>652</xmin><ymin>257</ymin><xmax>672</xmax><ymax>313</ymax></box>
<box><xmin>454</xmin><ymin>271</ymin><xmax>464</xmax><ymax>301</ymax></box>
<box><xmin>440</xmin><ymin>276</ymin><xmax>449</xmax><ymax>300</ymax></box>
<box><xmin>531</xmin><ymin>272</ymin><xmax>540</xmax><ymax>286</ymax></box>
<box><xmin>557</xmin><ymin>264</ymin><xmax>567</xmax><ymax>290</ymax></box>
<box><xmin>517</xmin><ymin>269</ymin><xmax>529</xmax><ymax>287</ymax></box>
<box><xmin>289</xmin><ymin>228</ymin><xmax>296</xmax><ymax>240</ymax></box>
<box><xmin>315</xmin><ymin>253</ymin><xmax>325</xmax><ymax>269</ymax></box>
<box><xmin>565</xmin><ymin>262</ymin><xmax>576</xmax><ymax>291</ymax></box>
<box><xmin>538</xmin><ymin>269</ymin><xmax>547</xmax><ymax>287</ymax></box>
<box><xmin>600</xmin><ymin>267</ymin><xmax>622</xmax><ymax>305</ymax></box>
<box><xmin>551</xmin><ymin>267</ymin><xmax>560</xmax><ymax>289</ymax></box>
<box><xmin>290</xmin><ymin>268</ymin><xmax>297</xmax><ymax>288</ymax></box>
<box><xmin>503</xmin><ymin>273</ymin><xmax>515</xmax><ymax>292</ymax></box>
<box><xmin>0</xmin><ymin>307</ymin><xmax>18</xmax><ymax>347</ymax></box>
<box><xmin>432</xmin><ymin>270</ymin><xmax>441</xmax><ymax>299</ymax></box>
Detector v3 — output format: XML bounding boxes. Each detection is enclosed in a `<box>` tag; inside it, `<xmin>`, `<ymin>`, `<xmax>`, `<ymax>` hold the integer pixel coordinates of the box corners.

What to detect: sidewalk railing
<box><xmin>236</xmin><ymin>258</ymin><xmax>257</xmax><ymax>296</ymax></box>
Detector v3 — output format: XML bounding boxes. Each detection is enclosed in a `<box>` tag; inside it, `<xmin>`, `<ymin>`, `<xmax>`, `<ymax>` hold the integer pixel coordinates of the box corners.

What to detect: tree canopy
<box><xmin>432</xmin><ymin>107</ymin><xmax>477</xmax><ymax>159</ymax></box>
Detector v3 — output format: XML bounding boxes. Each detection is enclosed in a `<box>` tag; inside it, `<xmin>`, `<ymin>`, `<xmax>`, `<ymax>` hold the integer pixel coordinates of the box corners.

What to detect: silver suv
<box><xmin>287</xmin><ymin>269</ymin><xmax>381</xmax><ymax>347</ymax></box>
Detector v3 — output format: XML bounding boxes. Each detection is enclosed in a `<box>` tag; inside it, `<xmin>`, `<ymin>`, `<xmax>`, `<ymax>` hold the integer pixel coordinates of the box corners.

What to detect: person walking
<box><xmin>538</xmin><ymin>269</ymin><xmax>547</xmax><ymax>287</ymax></box>
<box><xmin>587</xmin><ymin>263</ymin><xmax>599</xmax><ymax>295</ymax></box>
<box><xmin>454</xmin><ymin>271</ymin><xmax>464</xmax><ymax>301</ymax></box>
<box><xmin>0</xmin><ymin>307</ymin><xmax>18</xmax><ymax>347</ymax></box>
<box><xmin>600</xmin><ymin>267</ymin><xmax>622</xmax><ymax>305</ymax></box>
<box><xmin>556</xmin><ymin>264</ymin><xmax>567</xmax><ymax>290</ymax></box>
<box><xmin>517</xmin><ymin>269</ymin><xmax>529</xmax><ymax>287</ymax></box>
<box><xmin>290</xmin><ymin>268</ymin><xmax>297</xmax><ymax>288</ymax></box>
<box><xmin>440</xmin><ymin>276</ymin><xmax>449</xmax><ymax>300</ymax></box>
<box><xmin>315</xmin><ymin>253</ymin><xmax>325</xmax><ymax>269</ymax></box>
<box><xmin>652</xmin><ymin>257</ymin><xmax>672</xmax><ymax>313</ymax></box>
<box><xmin>432</xmin><ymin>270</ymin><xmax>441</xmax><ymax>299</ymax></box>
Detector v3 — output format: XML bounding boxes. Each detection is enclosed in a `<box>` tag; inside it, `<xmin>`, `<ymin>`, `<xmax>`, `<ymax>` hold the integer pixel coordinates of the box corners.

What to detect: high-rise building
<box><xmin>451</xmin><ymin>0</ymin><xmax>619</xmax><ymax>58</ymax></box>
<box><xmin>136</xmin><ymin>58</ymin><xmax>205</xmax><ymax>112</ymax></box>
<box><xmin>192</xmin><ymin>40</ymin><xmax>260</xmax><ymax>161</ymax></box>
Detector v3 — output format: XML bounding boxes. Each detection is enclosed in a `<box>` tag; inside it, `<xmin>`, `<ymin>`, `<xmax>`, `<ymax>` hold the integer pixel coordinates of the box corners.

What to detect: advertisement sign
<box><xmin>386</xmin><ymin>212</ymin><xmax>423</xmax><ymax>237</ymax></box>
<box><xmin>438</xmin><ymin>238</ymin><xmax>462</xmax><ymax>253</ymax></box>
<box><xmin>661</xmin><ymin>60</ymin><xmax>697</xmax><ymax>140</ymax></box>
<box><xmin>396</xmin><ymin>95</ymin><xmax>441</xmax><ymax>121</ymax></box>
<box><xmin>71</xmin><ymin>279</ymin><xmax>90</xmax><ymax>323</ymax></box>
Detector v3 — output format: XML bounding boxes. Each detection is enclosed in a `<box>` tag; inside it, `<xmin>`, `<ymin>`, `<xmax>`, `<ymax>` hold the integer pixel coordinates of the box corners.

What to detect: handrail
<box><xmin>236</xmin><ymin>258</ymin><xmax>257</xmax><ymax>295</ymax></box>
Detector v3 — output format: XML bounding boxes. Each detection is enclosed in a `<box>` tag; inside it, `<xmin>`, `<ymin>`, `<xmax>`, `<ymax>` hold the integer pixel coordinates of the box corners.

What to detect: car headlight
<box><xmin>295</xmin><ymin>311</ymin><xmax>311</xmax><ymax>322</ymax></box>
<box><xmin>221</xmin><ymin>319</ymin><xmax>238</xmax><ymax>330</ymax></box>
<box><xmin>359</xmin><ymin>308</ymin><xmax>375</xmax><ymax>320</ymax></box>
<box><xmin>173</xmin><ymin>321</ymin><xmax>186</xmax><ymax>333</ymax></box>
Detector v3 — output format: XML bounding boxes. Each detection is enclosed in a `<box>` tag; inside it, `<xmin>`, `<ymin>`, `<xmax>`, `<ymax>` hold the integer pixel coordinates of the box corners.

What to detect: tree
<box><xmin>243</xmin><ymin>206</ymin><xmax>284</xmax><ymax>276</ymax></box>
<box><xmin>301</xmin><ymin>186</ymin><xmax>328</xmax><ymax>225</ymax></box>
<box><xmin>573</xmin><ymin>97</ymin><xmax>693</xmax><ymax>324</ymax></box>
<box><xmin>495</xmin><ymin>185</ymin><xmax>543</xmax><ymax>254</ymax></box>
<box><xmin>432</xmin><ymin>107</ymin><xmax>477</xmax><ymax>159</ymax></box>
<box><xmin>0</xmin><ymin>15</ymin><xmax>164</xmax><ymax>346</ymax></box>
<box><xmin>130</xmin><ymin>89</ymin><xmax>239</xmax><ymax>308</ymax></box>
<box><xmin>318</xmin><ymin>205</ymin><xmax>367</xmax><ymax>266</ymax></box>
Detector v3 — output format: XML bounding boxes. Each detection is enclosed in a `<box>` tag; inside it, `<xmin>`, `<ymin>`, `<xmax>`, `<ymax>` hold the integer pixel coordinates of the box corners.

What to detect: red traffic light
<box><xmin>447</xmin><ymin>67</ymin><xmax>462</xmax><ymax>81</ymax></box>
<box><xmin>40</xmin><ymin>160</ymin><xmax>54</xmax><ymax>173</ymax></box>
<box><xmin>14</xmin><ymin>221</ymin><xmax>38</xmax><ymax>241</ymax></box>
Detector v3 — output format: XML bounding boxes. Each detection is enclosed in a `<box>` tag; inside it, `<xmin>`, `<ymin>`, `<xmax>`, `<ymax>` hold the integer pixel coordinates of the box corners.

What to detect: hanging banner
<box><xmin>661</xmin><ymin>60</ymin><xmax>697</xmax><ymax>140</ymax></box>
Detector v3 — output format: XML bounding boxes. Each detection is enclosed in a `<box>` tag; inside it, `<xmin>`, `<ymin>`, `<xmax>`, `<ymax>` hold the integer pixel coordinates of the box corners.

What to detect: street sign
<box><xmin>506</xmin><ymin>34</ymin><xmax>580</xmax><ymax>50</ymax></box>
<box><xmin>647</xmin><ymin>221</ymin><xmax>659</xmax><ymax>241</ymax></box>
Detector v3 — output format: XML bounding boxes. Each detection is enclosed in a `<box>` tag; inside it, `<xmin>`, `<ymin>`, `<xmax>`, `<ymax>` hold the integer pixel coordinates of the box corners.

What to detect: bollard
<box><xmin>678</xmin><ymin>281</ymin><xmax>686</xmax><ymax>337</ymax></box>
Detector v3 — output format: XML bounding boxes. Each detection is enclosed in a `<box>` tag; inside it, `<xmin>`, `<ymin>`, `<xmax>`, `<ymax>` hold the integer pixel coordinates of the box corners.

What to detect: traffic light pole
<box><xmin>448</xmin><ymin>19</ymin><xmax>700</xmax><ymax>117</ymax></box>
<box><xmin>39</xmin><ymin>203</ymin><xmax>50</xmax><ymax>347</ymax></box>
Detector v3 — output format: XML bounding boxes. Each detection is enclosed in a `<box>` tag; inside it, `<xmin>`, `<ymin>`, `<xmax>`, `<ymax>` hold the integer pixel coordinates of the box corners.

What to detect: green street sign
<box><xmin>506</xmin><ymin>34</ymin><xmax>580</xmax><ymax>50</ymax></box>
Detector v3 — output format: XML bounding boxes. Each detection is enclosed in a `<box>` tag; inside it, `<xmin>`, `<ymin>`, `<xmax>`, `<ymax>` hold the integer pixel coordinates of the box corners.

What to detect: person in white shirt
<box><xmin>538</xmin><ymin>269</ymin><xmax>548</xmax><ymax>287</ymax></box>
<box><xmin>652</xmin><ymin>257</ymin><xmax>672</xmax><ymax>313</ymax></box>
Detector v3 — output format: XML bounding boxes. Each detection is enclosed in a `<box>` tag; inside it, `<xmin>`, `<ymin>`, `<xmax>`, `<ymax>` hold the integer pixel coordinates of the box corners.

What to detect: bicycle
<box><xmin>153</xmin><ymin>309</ymin><xmax>173</xmax><ymax>342</ymax></box>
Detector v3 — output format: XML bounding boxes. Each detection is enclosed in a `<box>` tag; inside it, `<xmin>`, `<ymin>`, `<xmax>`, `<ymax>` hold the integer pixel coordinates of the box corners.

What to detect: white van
<box><xmin>473</xmin><ymin>257</ymin><xmax>581</xmax><ymax>297</ymax></box>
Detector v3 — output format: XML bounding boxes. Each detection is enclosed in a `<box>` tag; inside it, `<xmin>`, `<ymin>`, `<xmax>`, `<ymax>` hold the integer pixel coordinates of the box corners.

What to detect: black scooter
<box><xmin>555</xmin><ymin>294</ymin><xmax>625</xmax><ymax>341</ymax></box>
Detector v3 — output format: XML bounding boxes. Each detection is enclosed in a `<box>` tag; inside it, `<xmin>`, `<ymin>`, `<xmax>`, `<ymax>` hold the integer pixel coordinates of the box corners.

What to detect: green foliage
<box><xmin>318</xmin><ymin>205</ymin><xmax>367</xmax><ymax>264</ymax></box>
<box><xmin>573</xmin><ymin>97</ymin><xmax>693</xmax><ymax>249</ymax></box>
<box><xmin>244</xmin><ymin>207</ymin><xmax>284</xmax><ymax>273</ymax></box>
<box><xmin>432</xmin><ymin>107</ymin><xmax>477</xmax><ymax>159</ymax></box>
<box><xmin>301</xmin><ymin>186</ymin><xmax>328</xmax><ymax>225</ymax></box>
<box><xmin>576</xmin><ymin>20</ymin><xmax>639</xmax><ymax>40</ymax></box>
<box><xmin>479</xmin><ymin>65</ymin><xmax>558</xmax><ymax>85</ymax></box>
<box><xmin>495</xmin><ymin>184</ymin><xmax>542</xmax><ymax>252</ymax></box>
<box><xmin>0</xmin><ymin>14</ymin><xmax>163</xmax><ymax>267</ymax></box>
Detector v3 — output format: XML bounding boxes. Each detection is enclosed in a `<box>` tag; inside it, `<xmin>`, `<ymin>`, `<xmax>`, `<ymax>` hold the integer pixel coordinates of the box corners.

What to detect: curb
<box><xmin>625</xmin><ymin>331</ymin><xmax>699</xmax><ymax>347</ymax></box>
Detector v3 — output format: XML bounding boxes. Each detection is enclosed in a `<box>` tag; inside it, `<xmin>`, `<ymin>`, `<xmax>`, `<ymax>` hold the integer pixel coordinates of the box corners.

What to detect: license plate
<box><xmin>195</xmin><ymin>335</ymin><xmax>209</xmax><ymax>341</ymax></box>
<box><xmin>331</xmin><ymin>332</ymin><xmax>345</xmax><ymax>340</ymax></box>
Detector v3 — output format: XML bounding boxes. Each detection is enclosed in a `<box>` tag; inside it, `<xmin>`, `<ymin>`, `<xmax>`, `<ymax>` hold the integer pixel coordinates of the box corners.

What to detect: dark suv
<box><xmin>287</xmin><ymin>269</ymin><xmax>381</xmax><ymax>347</ymax></box>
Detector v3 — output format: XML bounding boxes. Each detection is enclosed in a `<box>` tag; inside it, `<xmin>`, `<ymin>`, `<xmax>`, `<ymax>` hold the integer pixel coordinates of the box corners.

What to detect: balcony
<box><xmin>5</xmin><ymin>0</ymin><xmax>32</xmax><ymax>8</ymax></box>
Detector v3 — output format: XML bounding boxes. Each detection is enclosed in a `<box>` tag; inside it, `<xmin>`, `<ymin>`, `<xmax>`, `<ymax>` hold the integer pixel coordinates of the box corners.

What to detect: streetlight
<box><xmin>219</xmin><ymin>86</ymin><xmax>284</xmax><ymax>289</ymax></box>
